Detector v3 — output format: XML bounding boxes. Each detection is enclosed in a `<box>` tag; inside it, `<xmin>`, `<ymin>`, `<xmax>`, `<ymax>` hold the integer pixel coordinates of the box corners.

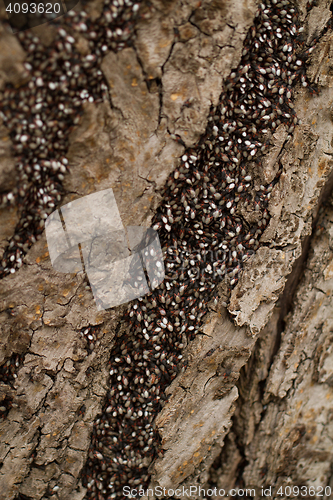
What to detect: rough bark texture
<box><xmin>1</xmin><ymin>0</ymin><xmax>333</xmax><ymax>499</ymax></box>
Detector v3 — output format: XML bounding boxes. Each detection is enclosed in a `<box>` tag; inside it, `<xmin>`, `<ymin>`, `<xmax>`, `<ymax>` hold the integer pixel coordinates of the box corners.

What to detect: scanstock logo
<box><xmin>45</xmin><ymin>189</ymin><xmax>165</xmax><ymax>310</ymax></box>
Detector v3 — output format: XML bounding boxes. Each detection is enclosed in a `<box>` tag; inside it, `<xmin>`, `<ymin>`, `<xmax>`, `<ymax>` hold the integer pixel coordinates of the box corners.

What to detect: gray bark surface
<box><xmin>0</xmin><ymin>0</ymin><xmax>333</xmax><ymax>499</ymax></box>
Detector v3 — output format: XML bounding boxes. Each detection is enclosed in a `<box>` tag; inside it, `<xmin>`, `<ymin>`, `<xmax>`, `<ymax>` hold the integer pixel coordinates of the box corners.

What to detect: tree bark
<box><xmin>1</xmin><ymin>0</ymin><xmax>333</xmax><ymax>499</ymax></box>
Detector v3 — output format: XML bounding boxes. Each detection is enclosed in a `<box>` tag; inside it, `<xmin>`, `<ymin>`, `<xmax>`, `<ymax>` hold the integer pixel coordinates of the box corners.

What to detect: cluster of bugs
<box><xmin>0</xmin><ymin>352</ymin><xmax>22</xmax><ymax>385</ymax></box>
<box><xmin>0</xmin><ymin>0</ymin><xmax>319</xmax><ymax>497</ymax></box>
<box><xmin>0</xmin><ymin>0</ymin><xmax>143</xmax><ymax>279</ymax></box>
<box><xmin>0</xmin><ymin>1</ymin><xmax>144</xmax><ymax>415</ymax></box>
<box><xmin>0</xmin><ymin>352</ymin><xmax>24</xmax><ymax>418</ymax></box>
<box><xmin>81</xmin><ymin>1</ymin><xmax>317</xmax><ymax>499</ymax></box>
<box><xmin>81</xmin><ymin>325</ymin><xmax>102</xmax><ymax>354</ymax></box>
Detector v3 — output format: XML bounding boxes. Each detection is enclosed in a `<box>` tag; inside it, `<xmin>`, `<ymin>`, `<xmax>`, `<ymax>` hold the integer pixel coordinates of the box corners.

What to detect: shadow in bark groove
<box><xmin>277</xmin><ymin>169</ymin><xmax>333</xmax><ymax>350</ymax></box>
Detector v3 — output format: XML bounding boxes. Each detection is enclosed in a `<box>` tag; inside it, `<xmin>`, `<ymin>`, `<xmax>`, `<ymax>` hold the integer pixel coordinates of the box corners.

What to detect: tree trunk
<box><xmin>1</xmin><ymin>0</ymin><xmax>333</xmax><ymax>499</ymax></box>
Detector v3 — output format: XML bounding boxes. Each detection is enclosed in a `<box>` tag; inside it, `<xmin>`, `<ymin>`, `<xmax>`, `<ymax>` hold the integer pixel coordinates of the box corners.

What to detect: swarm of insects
<box><xmin>0</xmin><ymin>0</ymin><xmax>145</xmax><ymax>419</ymax></box>
<box><xmin>81</xmin><ymin>1</ymin><xmax>317</xmax><ymax>498</ymax></box>
<box><xmin>0</xmin><ymin>0</ymin><xmax>319</xmax><ymax>497</ymax></box>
